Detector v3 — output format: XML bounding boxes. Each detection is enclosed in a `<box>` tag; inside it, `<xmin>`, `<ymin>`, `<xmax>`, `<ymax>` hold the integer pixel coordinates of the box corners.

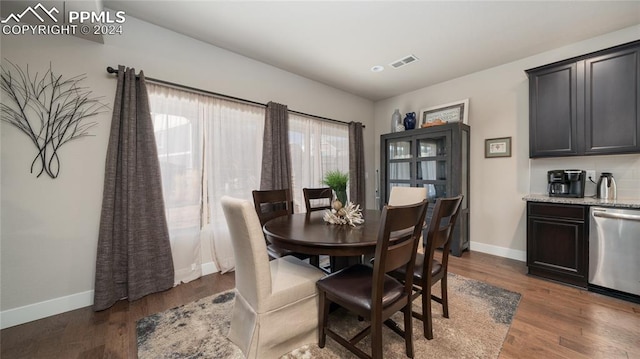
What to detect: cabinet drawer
<box><xmin>528</xmin><ymin>202</ymin><xmax>586</xmax><ymax>221</ymax></box>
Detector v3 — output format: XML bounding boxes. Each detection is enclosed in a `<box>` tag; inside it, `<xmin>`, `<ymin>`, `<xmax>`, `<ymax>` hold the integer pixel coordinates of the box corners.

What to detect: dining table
<box><xmin>263</xmin><ymin>209</ymin><xmax>412</xmax><ymax>271</ymax></box>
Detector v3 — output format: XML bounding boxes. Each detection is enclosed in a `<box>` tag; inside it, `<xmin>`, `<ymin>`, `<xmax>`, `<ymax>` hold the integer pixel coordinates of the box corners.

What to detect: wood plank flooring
<box><xmin>2</xmin><ymin>251</ymin><xmax>638</xmax><ymax>358</ymax></box>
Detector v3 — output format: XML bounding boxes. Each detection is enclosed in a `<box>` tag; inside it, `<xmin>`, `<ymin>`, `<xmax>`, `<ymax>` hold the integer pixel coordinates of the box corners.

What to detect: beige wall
<box><xmin>373</xmin><ymin>25</ymin><xmax>640</xmax><ymax>260</ymax></box>
<box><xmin>0</xmin><ymin>15</ymin><xmax>374</xmax><ymax>326</ymax></box>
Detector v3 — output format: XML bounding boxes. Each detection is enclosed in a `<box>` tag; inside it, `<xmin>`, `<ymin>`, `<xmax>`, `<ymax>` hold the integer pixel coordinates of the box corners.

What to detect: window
<box><xmin>148</xmin><ymin>84</ymin><xmax>265</xmax><ymax>280</ymax></box>
<box><xmin>149</xmin><ymin>83</ymin><xmax>348</xmax><ymax>279</ymax></box>
<box><xmin>289</xmin><ymin>113</ymin><xmax>349</xmax><ymax>212</ymax></box>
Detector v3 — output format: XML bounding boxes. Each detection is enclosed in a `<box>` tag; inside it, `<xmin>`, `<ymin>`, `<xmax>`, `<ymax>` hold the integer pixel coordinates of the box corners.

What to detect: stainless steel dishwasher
<box><xmin>589</xmin><ymin>207</ymin><xmax>640</xmax><ymax>302</ymax></box>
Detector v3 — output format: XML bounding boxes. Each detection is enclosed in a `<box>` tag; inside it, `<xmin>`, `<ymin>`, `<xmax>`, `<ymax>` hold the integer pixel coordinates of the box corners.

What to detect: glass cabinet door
<box><xmin>389</xmin><ymin>162</ymin><xmax>411</xmax><ymax>180</ymax></box>
<box><xmin>388</xmin><ymin>140</ymin><xmax>412</xmax><ymax>159</ymax></box>
<box><xmin>387</xmin><ymin>139</ymin><xmax>412</xmax><ymax>181</ymax></box>
<box><xmin>418</xmin><ymin>137</ymin><xmax>446</xmax><ymax>157</ymax></box>
<box><xmin>416</xmin><ymin>160</ymin><xmax>446</xmax><ymax>181</ymax></box>
<box><xmin>416</xmin><ymin>134</ymin><xmax>450</xmax><ymax>202</ymax></box>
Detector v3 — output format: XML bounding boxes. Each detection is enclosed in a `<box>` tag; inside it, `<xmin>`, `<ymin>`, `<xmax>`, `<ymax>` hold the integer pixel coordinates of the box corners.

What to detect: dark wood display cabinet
<box><xmin>527</xmin><ymin>39</ymin><xmax>640</xmax><ymax>158</ymax></box>
<box><xmin>380</xmin><ymin>122</ymin><xmax>470</xmax><ymax>256</ymax></box>
<box><xmin>526</xmin><ymin>202</ymin><xmax>589</xmax><ymax>288</ymax></box>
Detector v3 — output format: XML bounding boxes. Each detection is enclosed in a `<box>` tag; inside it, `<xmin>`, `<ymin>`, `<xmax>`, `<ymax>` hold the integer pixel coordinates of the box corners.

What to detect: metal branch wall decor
<box><xmin>1</xmin><ymin>61</ymin><xmax>108</xmax><ymax>178</ymax></box>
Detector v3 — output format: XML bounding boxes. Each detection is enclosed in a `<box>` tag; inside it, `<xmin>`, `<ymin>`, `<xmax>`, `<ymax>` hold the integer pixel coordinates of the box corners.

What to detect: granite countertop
<box><xmin>523</xmin><ymin>194</ymin><xmax>640</xmax><ymax>209</ymax></box>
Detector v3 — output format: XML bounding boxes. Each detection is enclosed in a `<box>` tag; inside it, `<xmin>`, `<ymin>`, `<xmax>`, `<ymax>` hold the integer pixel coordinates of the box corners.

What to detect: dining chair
<box><xmin>302</xmin><ymin>187</ymin><xmax>334</xmax><ymax>271</ymax></box>
<box><xmin>303</xmin><ymin>187</ymin><xmax>334</xmax><ymax>212</ymax></box>
<box><xmin>316</xmin><ymin>200</ymin><xmax>428</xmax><ymax>359</ymax></box>
<box><xmin>388</xmin><ymin>186</ymin><xmax>427</xmax><ymax>206</ymax></box>
<box><xmin>385</xmin><ymin>186</ymin><xmax>428</xmax><ymax>258</ymax></box>
<box><xmin>221</xmin><ymin>196</ymin><xmax>326</xmax><ymax>359</ymax></box>
<box><xmin>252</xmin><ymin>189</ymin><xmax>320</xmax><ymax>267</ymax></box>
<box><xmin>391</xmin><ymin>195</ymin><xmax>463</xmax><ymax>340</ymax></box>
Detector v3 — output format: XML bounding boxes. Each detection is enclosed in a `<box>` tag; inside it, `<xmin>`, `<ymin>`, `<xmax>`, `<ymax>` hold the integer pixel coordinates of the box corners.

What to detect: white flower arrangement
<box><xmin>323</xmin><ymin>200</ymin><xmax>364</xmax><ymax>227</ymax></box>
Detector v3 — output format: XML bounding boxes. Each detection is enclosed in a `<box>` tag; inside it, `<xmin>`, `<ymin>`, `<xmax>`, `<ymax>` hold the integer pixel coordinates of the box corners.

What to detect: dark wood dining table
<box><xmin>263</xmin><ymin>210</ymin><xmax>395</xmax><ymax>270</ymax></box>
<box><xmin>263</xmin><ymin>210</ymin><xmax>382</xmax><ymax>256</ymax></box>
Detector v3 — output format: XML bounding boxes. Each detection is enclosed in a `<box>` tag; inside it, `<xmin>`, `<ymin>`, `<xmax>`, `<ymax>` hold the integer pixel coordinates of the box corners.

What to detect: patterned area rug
<box><xmin>137</xmin><ymin>273</ymin><xmax>521</xmax><ymax>358</ymax></box>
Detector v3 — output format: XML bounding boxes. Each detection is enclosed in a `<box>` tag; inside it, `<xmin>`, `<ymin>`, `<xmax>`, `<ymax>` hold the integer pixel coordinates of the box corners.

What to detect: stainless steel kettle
<box><xmin>596</xmin><ymin>172</ymin><xmax>617</xmax><ymax>200</ymax></box>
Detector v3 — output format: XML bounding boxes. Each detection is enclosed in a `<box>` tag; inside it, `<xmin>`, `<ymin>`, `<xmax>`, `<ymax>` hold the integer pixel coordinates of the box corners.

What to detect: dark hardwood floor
<box><xmin>2</xmin><ymin>251</ymin><xmax>638</xmax><ymax>358</ymax></box>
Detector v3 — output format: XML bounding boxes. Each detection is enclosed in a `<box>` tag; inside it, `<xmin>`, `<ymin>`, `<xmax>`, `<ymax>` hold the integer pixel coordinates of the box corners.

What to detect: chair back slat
<box><xmin>303</xmin><ymin>187</ymin><xmax>333</xmax><ymax>212</ymax></box>
<box><xmin>384</xmin><ymin>233</ymin><xmax>418</xmax><ymax>273</ymax></box>
<box><xmin>252</xmin><ymin>189</ymin><xmax>293</xmax><ymax>227</ymax></box>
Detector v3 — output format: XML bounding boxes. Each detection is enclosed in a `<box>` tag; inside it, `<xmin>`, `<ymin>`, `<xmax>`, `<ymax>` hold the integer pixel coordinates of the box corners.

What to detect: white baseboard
<box><xmin>0</xmin><ymin>261</ymin><xmax>220</xmax><ymax>330</ymax></box>
<box><xmin>470</xmin><ymin>241</ymin><xmax>526</xmax><ymax>262</ymax></box>
<box><xmin>0</xmin><ymin>290</ymin><xmax>94</xmax><ymax>330</ymax></box>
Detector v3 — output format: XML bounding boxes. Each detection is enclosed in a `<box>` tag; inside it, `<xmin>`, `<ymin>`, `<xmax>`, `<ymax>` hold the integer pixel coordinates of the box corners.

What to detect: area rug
<box><xmin>137</xmin><ymin>273</ymin><xmax>521</xmax><ymax>358</ymax></box>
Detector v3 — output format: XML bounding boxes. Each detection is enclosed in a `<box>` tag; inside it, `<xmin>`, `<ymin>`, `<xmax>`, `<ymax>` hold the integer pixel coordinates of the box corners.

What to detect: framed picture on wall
<box><xmin>419</xmin><ymin>98</ymin><xmax>469</xmax><ymax>127</ymax></box>
<box><xmin>485</xmin><ymin>137</ymin><xmax>512</xmax><ymax>158</ymax></box>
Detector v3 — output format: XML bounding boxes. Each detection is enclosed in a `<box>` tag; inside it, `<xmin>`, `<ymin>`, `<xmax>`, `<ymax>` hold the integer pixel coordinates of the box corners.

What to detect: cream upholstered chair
<box><xmin>388</xmin><ymin>186</ymin><xmax>427</xmax><ymax>206</ymax></box>
<box><xmin>221</xmin><ymin>196</ymin><xmax>326</xmax><ymax>359</ymax></box>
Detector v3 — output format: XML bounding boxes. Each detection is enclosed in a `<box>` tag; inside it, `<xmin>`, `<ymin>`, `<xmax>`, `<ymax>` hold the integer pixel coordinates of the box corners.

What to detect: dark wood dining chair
<box><xmin>391</xmin><ymin>195</ymin><xmax>463</xmax><ymax>340</ymax></box>
<box><xmin>252</xmin><ymin>189</ymin><xmax>320</xmax><ymax>267</ymax></box>
<box><xmin>303</xmin><ymin>187</ymin><xmax>333</xmax><ymax>212</ymax></box>
<box><xmin>316</xmin><ymin>200</ymin><xmax>428</xmax><ymax>359</ymax></box>
<box><xmin>302</xmin><ymin>187</ymin><xmax>334</xmax><ymax>271</ymax></box>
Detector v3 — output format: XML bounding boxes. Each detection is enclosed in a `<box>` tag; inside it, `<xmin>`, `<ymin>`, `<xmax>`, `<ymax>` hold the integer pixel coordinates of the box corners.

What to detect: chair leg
<box><xmin>318</xmin><ymin>290</ymin><xmax>329</xmax><ymax>348</ymax></box>
<box><xmin>310</xmin><ymin>255</ymin><xmax>320</xmax><ymax>267</ymax></box>
<box><xmin>371</xmin><ymin>315</ymin><xmax>383</xmax><ymax>359</ymax></box>
<box><xmin>423</xmin><ymin>285</ymin><xmax>434</xmax><ymax>340</ymax></box>
<box><xmin>441</xmin><ymin>276</ymin><xmax>449</xmax><ymax>318</ymax></box>
<box><xmin>404</xmin><ymin>304</ymin><xmax>414</xmax><ymax>358</ymax></box>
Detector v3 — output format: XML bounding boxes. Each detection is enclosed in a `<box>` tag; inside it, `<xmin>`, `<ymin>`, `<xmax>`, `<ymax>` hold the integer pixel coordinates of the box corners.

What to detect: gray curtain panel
<box><xmin>349</xmin><ymin>121</ymin><xmax>366</xmax><ymax>208</ymax></box>
<box><xmin>93</xmin><ymin>66</ymin><xmax>175</xmax><ymax>311</ymax></box>
<box><xmin>260</xmin><ymin>101</ymin><xmax>293</xmax><ymax>191</ymax></box>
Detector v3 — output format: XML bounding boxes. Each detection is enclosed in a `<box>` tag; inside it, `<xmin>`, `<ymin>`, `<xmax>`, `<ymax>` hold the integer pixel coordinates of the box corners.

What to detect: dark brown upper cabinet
<box><xmin>527</xmin><ymin>40</ymin><xmax>640</xmax><ymax>158</ymax></box>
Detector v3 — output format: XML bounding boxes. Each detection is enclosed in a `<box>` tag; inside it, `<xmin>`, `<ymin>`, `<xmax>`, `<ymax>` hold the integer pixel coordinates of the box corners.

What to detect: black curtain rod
<box><xmin>105</xmin><ymin>66</ymin><xmax>362</xmax><ymax>128</ymax></box>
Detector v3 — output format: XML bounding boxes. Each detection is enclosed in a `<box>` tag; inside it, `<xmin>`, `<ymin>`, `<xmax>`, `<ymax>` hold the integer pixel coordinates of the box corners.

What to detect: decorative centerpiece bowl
<box><xmin>323</xmin><ymin>200</ymin><xmax>364</xmax><ymax>227</ymax></box>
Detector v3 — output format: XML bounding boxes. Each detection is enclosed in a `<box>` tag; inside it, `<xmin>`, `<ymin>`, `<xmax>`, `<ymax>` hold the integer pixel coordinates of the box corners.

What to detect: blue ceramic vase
<box><xmin>403</xmin><ymin>112</ymin><xmax>417</xmax><ymax>130</ymax></box>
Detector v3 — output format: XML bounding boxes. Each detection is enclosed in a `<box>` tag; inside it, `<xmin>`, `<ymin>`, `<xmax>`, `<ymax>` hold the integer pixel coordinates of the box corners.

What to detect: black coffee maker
<box><xmin>548</xmin><ymin>170</ymin><xmax>586</xmax><ymax>198</ymax></box>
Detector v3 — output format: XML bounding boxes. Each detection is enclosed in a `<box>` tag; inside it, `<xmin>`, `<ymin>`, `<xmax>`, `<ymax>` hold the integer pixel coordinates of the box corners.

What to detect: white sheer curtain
<box><xmin>289</xmin><ymin>113</ymin><xmax>349</xmax><ymax>212</ymax></box>
<box><xmin>203</xmin><ymin>99</ymin><xmax>264</xmax><ymax>273</ymax></box>
<box><xmin>149</xmin><ymin>85</ymin><xmax>203</xmax><ymax>284</ymax></box>
<box><xmin>148</xmin><ymin>84</ymin><xmax>264</xmax><ymax>282</ymax></box>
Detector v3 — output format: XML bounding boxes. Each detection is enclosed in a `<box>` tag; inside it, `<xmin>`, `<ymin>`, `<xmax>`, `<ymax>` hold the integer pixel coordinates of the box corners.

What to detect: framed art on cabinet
<box><xmin>419</xmin><ymin>98</ymin><xmax>469</xmax><ymax>127</ymax></box>
<box><xmin>485</xmin><ymin>137</ymin><xmax>512</xmax><ymax>158</ymax></box>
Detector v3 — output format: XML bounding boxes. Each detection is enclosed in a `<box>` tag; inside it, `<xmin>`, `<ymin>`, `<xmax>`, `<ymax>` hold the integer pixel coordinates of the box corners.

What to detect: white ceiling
<box><xmin>104</xmin><ymin>1</ymin><xmax>640</xmax><ymax>101</ymax></box>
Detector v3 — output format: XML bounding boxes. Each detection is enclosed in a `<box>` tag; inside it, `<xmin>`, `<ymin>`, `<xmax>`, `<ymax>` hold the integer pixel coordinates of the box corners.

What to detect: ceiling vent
<box><xmin>390</xmin><ymin>54</ymin><xmax>419</xmax><ymax>69</ymax></box>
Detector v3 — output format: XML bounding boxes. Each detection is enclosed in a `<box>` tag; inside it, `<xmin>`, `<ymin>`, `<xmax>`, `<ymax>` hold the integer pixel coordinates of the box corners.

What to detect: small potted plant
<box><xmin>322</xmin><ymin>170</ymin><xmax>349</xmax><ymax>206</ymax></box>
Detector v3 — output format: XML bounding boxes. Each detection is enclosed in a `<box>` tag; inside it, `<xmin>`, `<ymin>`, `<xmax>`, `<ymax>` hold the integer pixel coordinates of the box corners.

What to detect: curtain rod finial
<box><xmin>106</xmin><ymin>66</ymin><xmax>117</xmax><ymax>74</ymax></box>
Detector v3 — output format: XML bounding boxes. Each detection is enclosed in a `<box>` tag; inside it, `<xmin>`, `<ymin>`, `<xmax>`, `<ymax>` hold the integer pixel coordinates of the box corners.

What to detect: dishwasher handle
<box><xmin>593</xmin><ymin>210</ymin><xmax>640</xmax><ymax>222</ymax></box>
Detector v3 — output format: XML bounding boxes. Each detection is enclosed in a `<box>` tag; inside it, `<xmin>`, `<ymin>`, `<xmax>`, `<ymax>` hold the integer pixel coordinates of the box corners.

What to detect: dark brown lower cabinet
<box><xmin>526</xmin><ymin>202</ymin><xmax>588</xmax><ymax>288</ymax></box>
